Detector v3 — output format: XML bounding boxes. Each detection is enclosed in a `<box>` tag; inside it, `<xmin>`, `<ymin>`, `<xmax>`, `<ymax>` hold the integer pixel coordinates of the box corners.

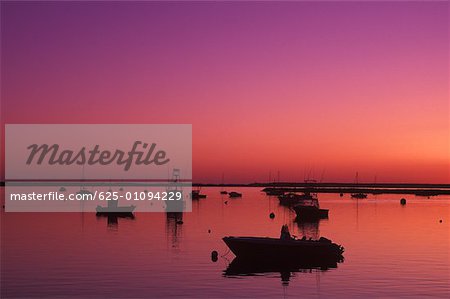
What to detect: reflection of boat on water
<box><xmin>228</xmin><ymin>191</ymin><xmax>242</xmax><ymax>198</ymax></box>
<box><xmin>292</xmin><ymin>199</ymin><xmax>328</xmax><ymax>220</ymax></box>
<box><xmin>96</xmin><ymin>212</ymin><xmax>135</xmax><ymax>229</ymax></box>
<box><xmin>224</xmin><ymin>254</ymin><xmax>340</xmax><ymax>278</ymax></box>
<box><xmin>295</xmin><ymin>218</ymin><xmax>323</xmax><ymax>240</ymax></box>
<box><xmin>166</xmin><ymin>212</ymin><xmax>183</xmax><ymax>248</ymax></box>
<box><xmin>223</xmin><ymin>231</ymin><xmax>343</xmax><ymax>261</ymax></box>
<box><xmin>278</xmin><ymin>192</ymin><xmax>316</xmax><ymax>206</ymax></box>
<box><xmin>220</xmin><ymin>191</ymin><xmax>228</xmax><ymax>195</ymax></box>
<box><xmin>166</xmin><ymin>169</ymin><xmax>185</xmax><ymax>212</ymax></box>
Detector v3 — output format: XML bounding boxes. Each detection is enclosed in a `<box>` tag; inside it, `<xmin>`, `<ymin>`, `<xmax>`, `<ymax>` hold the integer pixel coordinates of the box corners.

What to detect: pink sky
<box><xmin>1</xmin><ymin>1</ymin><xmax>449</xmax><ymax>183</ymax></box>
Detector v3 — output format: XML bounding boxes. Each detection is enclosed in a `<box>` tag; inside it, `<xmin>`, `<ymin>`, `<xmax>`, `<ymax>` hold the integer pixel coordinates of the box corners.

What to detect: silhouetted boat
<box><xmin>263</xmin><ymin>188</ymin><xmax>285</xmax><ymax>196</ymax></box>
<box><xmin>96</xmin><ymin>195</ymin><xmax>136</xmax><ymax>215</ymax></box>
<box><xmin>228</xmin><ymin>191</ymin><xmax>242</xmax><ymax>198</ymax></box>
<box><xmin>220</xmin><ymin>174</ymin><xmax>227</xmax><ymax>194</ymax></box>
<box><xmin>223</xmin><ymin>236</ymin><xmax>343</xmax><ymax>261</ymax></box>
<box><xmin>278</xmin><ymin>192</ymin><xmax>316</xmax><ymax>206</ymax></box>
<box><xmin>191</xmin><ymin>189</ymin><xmax>206</xmax><ymax>199</ymax></box>
<box><xmin>96</xmin><ymin>211</ymin><xmax>135</xmax><ymax>219</ymax></box>
<box><xmin>96</xmin><ymin>205</ymin><xmax>136</xmax><ymax>215</ymax></box>
<box><xmin>351</xmin><ymin>172</ymin><xmax>367</xmax><ymax>199</ymax></box>
<box><xmin>292</xmin><ymin>199</ymin><xmax>328</xmax><ymax>220</ymax></box>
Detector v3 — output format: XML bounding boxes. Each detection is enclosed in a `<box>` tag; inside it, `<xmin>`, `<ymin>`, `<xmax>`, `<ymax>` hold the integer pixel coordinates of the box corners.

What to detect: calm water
<box><xmin>1</xmin><ymin>187</ymin><xmax>449</xmax><ymax>298</ymax></box>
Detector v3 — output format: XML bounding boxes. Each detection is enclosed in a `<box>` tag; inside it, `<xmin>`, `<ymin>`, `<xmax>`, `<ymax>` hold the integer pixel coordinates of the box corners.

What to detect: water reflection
<box><xmin>224</xmin><ymin>256</ymin><xmax>341</xmax><ymax>285</ymax></box>
<box><xmin>295</xmin><ymin>218</ymin><xmax>326</xmax><ymax>240</ymax></box>
<box><xmin>96</xmin><ymin>213</ymin><xmax>135</xmax><ymax>230</ymax></box>
<box><xmin>166</xmin><ymin>212</ymin><xmax>183</xmax><ymax>248</ymax></box>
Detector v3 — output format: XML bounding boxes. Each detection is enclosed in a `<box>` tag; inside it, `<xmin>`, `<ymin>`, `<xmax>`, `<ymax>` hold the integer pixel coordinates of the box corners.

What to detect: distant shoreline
<box><xmin>1</xmin><ymin>181</ymin><xmax>450</xmax><ymax>196</ymax></box>
<box><xmin>1</xmin><ymin>181</ymin><xmax>449</xmax><ymax>188</ymax></box>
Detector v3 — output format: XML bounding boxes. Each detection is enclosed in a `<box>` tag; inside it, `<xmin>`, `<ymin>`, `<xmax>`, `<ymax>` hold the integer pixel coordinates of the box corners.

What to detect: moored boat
<box><xmin>223</xmin><ymin>235</ymin><xmax>343</xmax><ymax>261</ymax></box>
<box><xmin>191</xmin><ymin>189</ymin><xmax>207</xmax><ymax>199</ymax></box>
<box><xmin>263</xmin><ymin>188</ymin><xmax>285</xmax><ymax>196</ymax></box>
<box><xmin>228</xmin><ymin>191</ymin><xmax>242</xmax><ymax>198</ymax></box>
<box><xmin>351</xmin><ymin>172</ymin><xmax>367</xmax><ymax>198</ymax></box>
<box><xmin>292</xmin><ymin>198</ymin><xmax>328</xmax><ymax>220</ymax></box>
<box><xmin>95</xmin><ymin>205</ymin><xmax>136</xmax><ymax>216</ymax></box>
<box><xmin>278</xmin><ymin>192</ymin><xmax>316</xmax><ymax>206</ymax></box>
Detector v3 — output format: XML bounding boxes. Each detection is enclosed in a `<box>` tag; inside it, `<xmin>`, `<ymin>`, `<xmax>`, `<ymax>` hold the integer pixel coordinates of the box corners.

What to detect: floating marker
<box><xmin>211</xmin><ymin>250</ymin><xmax>218</xmax><ymax>262</ymax></box>
<box><xmin>269</xmin><ymin>212</ymin><xmax>275</xmax><ymax>219</ymax></box>
<box><xmin>400</xmin><ymin>198</ymin><xmax>406</xmax><ymax>205</ymax></box>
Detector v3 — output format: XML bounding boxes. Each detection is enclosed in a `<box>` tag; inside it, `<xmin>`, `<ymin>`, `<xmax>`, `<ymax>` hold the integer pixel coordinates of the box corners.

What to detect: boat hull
<box><xmin>228</xmin><ymin>192</ymin><xmax>242</xmax><ymax>198</ymax></box>
<box><xmin>223</xmin><ymin>237</ymin><xmax>343</xmax><ymax>261</ymax></box>
<box><xmin>95</xmin><ymin>205</ymin><xmax>136</xmax><ymax>215</ymax></box>
<box><xmin>292</xmin><ymin>205</ymin><xmax>329</xmax><ymax>220</ymax></box>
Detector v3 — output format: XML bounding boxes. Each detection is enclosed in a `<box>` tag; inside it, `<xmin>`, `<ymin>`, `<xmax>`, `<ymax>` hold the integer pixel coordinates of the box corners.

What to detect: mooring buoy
<box><xmin>211</xmin><ymin>250</ymin><xmax>218</xmax><ymax>262</ymax></box>
<box><xmin>400</xmin><ymin>198</ymin><xmax>406</xmax><ymax>205</ymax></box>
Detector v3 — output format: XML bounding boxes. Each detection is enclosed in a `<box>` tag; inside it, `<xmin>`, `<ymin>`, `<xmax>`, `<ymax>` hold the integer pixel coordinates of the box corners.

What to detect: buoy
<box><xmin>208</xmin><ymin>229</ymin><xmax>211</xmax><ymax>233</ymax></box>
<box><xmin>340</xmin><ymin>193</ymin><xmax>343</xmax><ymax>197</ymax></box>
<box><xmin>269</xmin><ymin>212</ymin><xmax>275</xmax><ymax>219</ymax></box>
<box><xmin>176</xmin><ymin>220</ymin><xmax>183</xmax><ymax>225</ymax></box>
<box><xmin>211</xmin><ymin>250</ymin><xmax>218</xmax><ymax>262</ymax></box>
<box><xmin>224</xmin><ymin>201</ymin><xmax>228</xmax><ymax>204</ymax></box>
<box><xmin>439</xmin><ymin>220</ymin><xmax>443</xmax><ymax>223</ymax></box>
<box><xmin>400</xmin><ymin>198</ymin><xmax>406</xmax><ymax>205</ymax></box>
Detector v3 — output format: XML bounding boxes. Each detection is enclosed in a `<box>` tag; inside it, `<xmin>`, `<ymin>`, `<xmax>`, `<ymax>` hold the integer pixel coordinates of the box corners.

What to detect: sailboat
<box><xmin>351</xmin><ymin>172</ymin><xmax>367</xmax><ymax>199</ymax></box>
<box><xmin>220</xmin><ymin>173</ymin><xmax>228</xmax><ymax>194</ymax></box>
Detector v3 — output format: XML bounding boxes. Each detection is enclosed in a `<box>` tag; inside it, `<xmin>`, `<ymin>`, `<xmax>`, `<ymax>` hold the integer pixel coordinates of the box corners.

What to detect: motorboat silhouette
<box><xmin>191</xmin><ymin>189</ymin><xmax>206</xmax><ymax>199</ymax></box>
<box><xmin>292</xmin><ymin>199</ymin><xmax>328</xmax><ymax>220</ymax></box>
<box><xmin>228</xmin><ymin>191</ymin><xmax>242</xmax><ymax>198</ymax></box>
<box><xmin>96</xmin><ymin>199</ymin><xmax>135</xmax><ymax>216</ymax></box>
<box><xmin>278</xmin><ymin>192</ymin><xmax>316</xmax><ymax>206</ymax></box>
<box><xmin>223</xmin><ymin>227</ymin><xmax>343</xmax><ymax>262</ymax></box>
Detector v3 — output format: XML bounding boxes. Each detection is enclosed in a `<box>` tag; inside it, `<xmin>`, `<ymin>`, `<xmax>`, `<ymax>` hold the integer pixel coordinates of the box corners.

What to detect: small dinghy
<box><xmin>223</xmin><ymin>226</ymin><xmax>344</xmax><ymax>261</ymax></box>
<box><xmin>191</xmin><ymin>189</ymin><xmax>207</xmax><ymax>199</ymax></box>
<box><xmin>228</xmin><ymin>191</ymin><xmax>242</xmax><ymax>198</ymax></box>
<box><xmin>351</xmin><ymin>193</ymin><xmax>367</xmax><ymax>199</ymax></box>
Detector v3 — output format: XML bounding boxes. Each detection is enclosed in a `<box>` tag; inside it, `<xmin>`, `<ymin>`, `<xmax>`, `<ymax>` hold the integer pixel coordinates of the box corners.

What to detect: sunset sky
<box><xmin>1</xmin><ymin>1</ymin><xmax>449</xmax><ymax>183</ymax></box>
